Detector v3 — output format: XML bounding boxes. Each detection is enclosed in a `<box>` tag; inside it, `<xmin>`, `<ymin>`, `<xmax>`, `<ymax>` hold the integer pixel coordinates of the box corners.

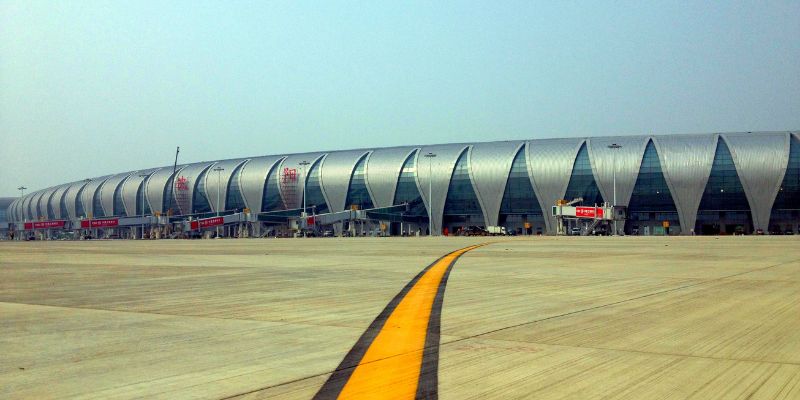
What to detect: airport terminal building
<box><xmin>5</xmin><ymin>131</ymin><xmax>800</xmax><ymax>238</ymax></box>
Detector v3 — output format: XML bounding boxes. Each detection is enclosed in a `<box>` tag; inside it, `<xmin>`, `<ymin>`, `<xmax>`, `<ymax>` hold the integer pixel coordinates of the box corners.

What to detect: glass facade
<box><xmin>92</xmin><ymin>186</ymin><xmax>105</xmax><ymax>217</ymax></box>
<box><xmin>564</xmin><ymin>143</ymin><xmax>604</xmax><ymax>205</ymax></box>
<box><xmin>47</xmin><ymin>192</ymin><xmax>56</xmax><ymax>220</ymax></box>
<box><xmin>696</xmin><ymin>138</ymin><xmax>753</xmax><ymax>234</ymax></box>
<box><xmin>60</xmin><ymin>190</ymin><xmax>69</xmax><ymax>219</ymax></box>
<box><xmin>113</xmin><ymin>181</ymin><xmax>126</xmax><ymax>216</ymax></box>
<box><xmin>443</xmin><ymin>149</ymin><xmax>483</xmax><ymax>229</ymax></box>
<box><xmin>626</xmin><ymin>140</ymin><xmax>680</xmax><ymax>234</ymax></box>
<box><xmin>499</xmin><ymin>146</ymin><xmax>545</xmax><ymax>233</ymax></box>
<box><xmin>75</xmin><ymin>185</ymin><xmax>87</xmax><ymax>218</ymax></box>
<box><xmin>769</xmin><ymin>135</ymin><xmax>800</xmax><ymax>233</ymax></box>
<box><xmin>393</xmin><ymin>150</ymin><xmax>427</xmax><ymax>217</ymax></box>
<box><xmin>345</xmin><ymin>155</ymin><xmax>375</xmax><ymax>210</ymax></box>
<box><xmin>193</xmin><ymin>168</ymin><xmax>212</xmax><ymax>214</ymax></box>
<box><xmin>225</xmin><ymin>163</ymin><xmax>247</xmax><ymax>212</ymax></box>
<box><xmin>137</xmin><ymin>180</ymin><xmax>151</xmax><ymax>216</ymax></box>
<box><xmin>304</xmin><ymin>159</ymin><xmax>329</xmax><ymax>214</ymax></box>
<box><xmin>261</xmin><ymin>162</ymin><xmax>284</xmax><ymax>212</ymax></box>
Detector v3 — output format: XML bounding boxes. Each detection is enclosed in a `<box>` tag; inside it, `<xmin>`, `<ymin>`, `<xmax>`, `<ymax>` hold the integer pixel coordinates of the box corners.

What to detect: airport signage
<box><xmin>23</xmin><ymin>220</ymin><xmax>67</xmax><ymax>230</ymax></box>
<box><xmin>81</xmin><ymin>218</ymin><xmax>120</xmax><ymax>228</ymax></box>
<box><xmin>190</xmin><ymin>216</ymin><xmax>224</xmax><ymax>230</ymax></box>
<box><xmin>575</xmin><ymin>207</ymin><xmax>604</xmax><ymax>218</ymax></box>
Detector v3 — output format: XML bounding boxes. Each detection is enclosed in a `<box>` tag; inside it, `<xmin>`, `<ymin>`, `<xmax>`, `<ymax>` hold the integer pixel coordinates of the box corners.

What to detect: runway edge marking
<box><xmin>312</xmin><ymin>243</ymin><xmax>490</xmax><ymax>400</ymax></box>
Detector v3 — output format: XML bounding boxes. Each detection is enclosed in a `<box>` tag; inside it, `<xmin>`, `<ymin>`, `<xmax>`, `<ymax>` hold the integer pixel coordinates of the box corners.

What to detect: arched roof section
<box><xmin>526</xmin><ymin>138</ymin><xmax>585</xmax><ymax>233</ymax></box>
<box><xmin>365</xmin><ymin>146</ymin><xmax>418</xmax><ymax>208</ymax></box>
<box><xmin>238</xmin><ymin>155</ymin><xmax>285</xmax><ymax>213</ymax></box>
<box><xmin>416</xmin><ymin>143</ymin><xmax>471</xmax><ymax>234</ymax></box>
<box><xmin>469</xmin><ymin>141</ymin><xmax>523</xmax><ymax>227</ymax></box>
<box><xmin>587</xmin><ymin>135</ymin><xmax>649</xmax><ymax>207</ymax></box>
<box><xmin>320</xmin><ymin>150</ymin><xmax>371</xmax><ymax>213</ymax></box>
<box><xmin>652</xmin><ymin>134</ymin><xmax>718</xmax><ymax>232</ymax></box>
<box><xmin>722</xmin><ymin>132</ymin><xmax>791</xmax><ymax>231</ymax></box>
<box><xmin>203</xmin><ymin>159</ymin><xmax>249</xmax><ymax>213</ymax></box>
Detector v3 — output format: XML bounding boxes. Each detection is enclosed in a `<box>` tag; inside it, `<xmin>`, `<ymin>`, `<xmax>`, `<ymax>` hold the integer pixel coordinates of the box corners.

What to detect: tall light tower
<box><xmin>608</xmin><ymin>143</ymin><xmax>621</xmax><ymax>235</ymax></box>
<box><xmin>424</xmin><ymin>152</ymin><xmax>437</xmax><ymax>236</ymax></box>
<box><xmin>139</xmin><ymin>173</ymin><xmax>150</xmax><ymax>239</ymax></box>
<box><xmin>213</xmin><ymin>166</ymin><xmax>224</xmax><ymax>238</ymax></box>
<box><xmin>17</xmin><ymin>186</ymin><xmax>27</xmax><ymax>224</ymax></box>
<box><xmin>299</xmin><ymin>161</ymin><xmax>310</xmax><ymax>236</ymax></box>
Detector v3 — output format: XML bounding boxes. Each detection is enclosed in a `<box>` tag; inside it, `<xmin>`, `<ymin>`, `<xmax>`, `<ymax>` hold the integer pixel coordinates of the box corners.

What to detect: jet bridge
<box><xmin>553</xmin><ymin>198</ymin><xmax>626</xmax><ymax>236</ymax></box>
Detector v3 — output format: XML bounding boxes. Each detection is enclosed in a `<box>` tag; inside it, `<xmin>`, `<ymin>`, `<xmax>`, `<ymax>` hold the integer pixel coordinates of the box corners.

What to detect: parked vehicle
<box><xmin>486</xmin><ymin>226</ymin><xmax>507</xmax><ymax>236</ymax></box>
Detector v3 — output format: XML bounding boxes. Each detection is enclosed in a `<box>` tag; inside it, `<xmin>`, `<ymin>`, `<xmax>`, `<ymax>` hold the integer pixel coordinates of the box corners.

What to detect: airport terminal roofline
<box><xmin>7</xmin><ymin>130</ymin><xmax>800</xmax><ymax>235</ymax></box>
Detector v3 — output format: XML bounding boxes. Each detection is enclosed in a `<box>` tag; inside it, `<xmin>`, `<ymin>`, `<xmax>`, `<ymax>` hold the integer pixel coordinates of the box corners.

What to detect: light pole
<box><xmin>17</xmin><ymin>186</ymin><xmax>26</xmax><ymax>223</ymax></box>
<box><xmin>213</xmin><ymin>166</ymin><xmax>224</xmax><ymax>238</ymax></box>
<box><xmin>299</xmin><ymin>161</ymin><xmax>310</xmax><ymax>236</ymax></box>
<box><xmin>424</xmin><ymin>152</ymin><xmax>436</xmax><ymax>236</ymax></box>
<box><xmin>83</xmin><ymin>179</ymin><xmax>93</xmax><ymax>239</ymax></box>
<box><xmin>139</xmin><ymin>173</ymin><xmax>149</xmax><ymax>239</ymax></box>
<box><xmin>608</xmin><ymin>143</ymin><xmax>621</xmax><ymax>235</ymax></box>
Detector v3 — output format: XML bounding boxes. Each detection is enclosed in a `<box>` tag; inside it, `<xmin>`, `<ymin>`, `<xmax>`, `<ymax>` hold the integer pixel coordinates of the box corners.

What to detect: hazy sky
<box><xmin>1</xmin><ymin>1</ymin><xmax>799</xmax><ymax>196</ymax></box>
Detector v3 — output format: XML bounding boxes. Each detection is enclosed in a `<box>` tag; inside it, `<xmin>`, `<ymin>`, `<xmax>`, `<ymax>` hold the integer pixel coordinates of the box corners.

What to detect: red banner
<box><xmin>575</xmin><ymin>207</ymin><xmax>604</xmax><ymax>218</ymax></box>
<box><xmin>306</xmin><ymin>216</ymin><xmax>315</xmax><ymax>226</ymax></box>
<box><xmin>190</xmin><ymin>216</ymin><xmax>224</xmax><ymax>230</ymax></box>
<box><xmin>81</xmin><ymin>218</ymin><xmax>120</xmax><ymax>228</ymax></box>
<box><xmin>24</xmin><ymin>220</ymin><xmax>67</xmax><ymax>230</ymax></box>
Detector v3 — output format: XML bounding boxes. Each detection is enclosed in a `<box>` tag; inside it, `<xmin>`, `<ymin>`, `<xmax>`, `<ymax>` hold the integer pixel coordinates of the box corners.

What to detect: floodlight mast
<box><xmin>424</xmin><ymin>152</ymin><xmax>437</xmax><ymax>235</ymax></box>
<box><xmin>608</xmin><ymin>143</ymin><xmax>622</xmax><ymax>235</ymax></box>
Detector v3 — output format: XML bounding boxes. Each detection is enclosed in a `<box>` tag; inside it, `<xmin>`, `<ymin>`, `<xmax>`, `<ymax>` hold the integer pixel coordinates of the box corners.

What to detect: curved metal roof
<box><xmin>722</xmin><ymin>132</ymin><xmax>790</xmax><ymax>231</ymax></box>
<box><xmin>203</xmin><ymin>159</ymin><xmax>249</xmax><ymax>213</ymax></box>
<box><xmin>364</xmin><ymin>146</ymin><xmax>418</xmax><ymax>208</ymax></box>
<box><xmin>320</xmin><ymin>150</ymin><xmax>371</xmax><ymax>213</ymax></box>
<box><xmin>526</xmin><ymin>138</ymin><xmax>585</xmax><ymax>233</ymax></box>
<box><xmin>469</xmin><ymin>141</ymin><xmax>523</xmax><ymax>227</ymax></box>
<box><xmin>238</xmin><ymin>155</ymin><xmax>285</xmax><ymax>213</ymax></box>
<box><xmin>415</xmin><ymin>143</ymin><xmax>471</xmax><ymax>233</ymax></box>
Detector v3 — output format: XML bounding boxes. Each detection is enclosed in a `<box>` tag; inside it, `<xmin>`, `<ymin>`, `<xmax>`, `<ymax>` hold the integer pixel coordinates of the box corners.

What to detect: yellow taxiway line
<box><xmin>314</xmin><ymin>244</ymin><xmax>488</xmax><ymax>400</ymax></box>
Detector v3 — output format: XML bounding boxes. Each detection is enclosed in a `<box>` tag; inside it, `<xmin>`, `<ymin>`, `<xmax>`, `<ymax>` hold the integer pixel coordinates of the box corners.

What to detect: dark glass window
<box><xmin>113</xmin><ymin>180</ymin><xmax>126</xmax><ymax>216</ymax></box>
<box><xmin>627</xmin><ymin>140</ymin><xmax>679</xmax><ymax>226</ymax></box>
<box><xmin>76</xmin><ymin>185</ymin><xmax>87</xmax><ymax>218</ymax></box>
<box><xmin>345</xmin><ymin>155</ymin><xmax>375</xmax><ymax>210</ymax></box>
<box><xmin>92</xmin><ymin>186</ymin><xmax>105</xmax><ymax>217</ymax></box>
<box><xmin>193</xmin><ymin>168</ymin><xmax>212</xmax><ymax>214</ymax></box>
<box><xmin>772</xmin><ymin>136</ymin><xmax>800</xmax><ymax>211</ymax></box>
<box><xmin>564</xmin><ymin>143</ymin><xmax>604</xmax><ymax>205</ymax></box>
<box><xmin>443</xmin><ymin>149</ymin><xmax>482</xmax><ymax>216</ymax></box>
<box><xmin>393</xmin><ymin>150</ymin><xmax>427</xmax><ymax>217</ymax></box>
<box><xmin>698</xmin><ymin>139</ymin><xmax>751</xmax><ymax>211</ymax></box>
<box><xmin>60</xmin><ymin>190</ymin><xmax>69</xmax><ymax>219</ymax></box>
<box><xmin>500</xmin><ymin>146</ymin><xmax>543</xmax><ymax>215</ymax></box>
<box><xmin>137</xmin><ymin>179</ymin><xmax>151</xmax><ymax>216</ymax></box>
<box><xmin>261</xmin><ymin>161</ymin><xmax>285</xmax><ymax>212</ymax></box>
<box><xmin>47</xmin><ymin>192</ymin><xmax>56</xmax><ymax>220</ymax></box>
<box><xmin>305</xmin><ymin>159</ymin><xmax>329</xmax><ymax>214</ymax></box>
<box><xmin>225</xmin><ymin>163</ymin><xmax>247</xmax><ymax>212</ymax></box>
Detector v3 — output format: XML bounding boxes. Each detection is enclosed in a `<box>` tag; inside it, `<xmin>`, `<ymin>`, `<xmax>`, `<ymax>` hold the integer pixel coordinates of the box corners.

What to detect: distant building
<box><xmin>6</xmin><ymin>131</ymin><xmax>799</xmax><ymax>236</ymax></box>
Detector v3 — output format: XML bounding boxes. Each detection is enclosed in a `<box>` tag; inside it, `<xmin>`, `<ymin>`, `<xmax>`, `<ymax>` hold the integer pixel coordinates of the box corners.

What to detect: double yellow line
<box><xmin>314</xmin><ymin>244</ymin><xmax>487</xmax><ymax>400</ymax></box>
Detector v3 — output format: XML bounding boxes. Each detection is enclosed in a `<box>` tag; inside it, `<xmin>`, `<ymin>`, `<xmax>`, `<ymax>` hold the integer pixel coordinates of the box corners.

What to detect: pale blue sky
<box><xmin>1</xmin><ymin>1</ymin><xmax>799</xmax><ymax>196</ymax></box>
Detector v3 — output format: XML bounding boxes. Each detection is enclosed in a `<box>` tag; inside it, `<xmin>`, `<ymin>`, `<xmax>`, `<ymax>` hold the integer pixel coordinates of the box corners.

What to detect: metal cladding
<box><xmin>204</xmin><ymin>159</ymin><xmax>248</xmax><ymax>213</ymax></box>
<box><xmin>652</xmin><ymin>134</ymin><xmax>718</xmax><ymax>231</ymax></box>
<box><xmin>321</xmin><ymin>150</ymin><xmax>371</xmax><ymax>213</ymax></box>
<box><xmin>63</xmin><ymin>181</ymin><xmax>90</xmax><ymax>220</ymax></box>
<box><xmin>526</xmin><ymin>138</ymin><xmax>585</xmax><ymax>232</ymax></box>
<box><xmin>469</xmin><ymin>141</ymin><xmax>524</xmax><ymax>227</ymax></box>
<box><xmin>80</xmin><ymin>176</ymin><xmax>112</xmax><ymax>218</ymax></box>
<box><xmin>7</xmin><ymin>131</ymin><xmax>799</xmax><ymax>235</ymax></box>
<box><xmin>145</xmin><ymin>166</ymin><xmax>187</xmax><ymax>214</ymax></box>
<box><xmin>121</xmin><ymin>168</ymin><xmax>160</xmax><ymax>216</ymax></box>
<box><xmin>173</xmin><ymin>162</ymin><xmax>215</xmax><ymax>215</ymax></box>
<box><xmin>279</xmin><ymin>153</ymin><xmax>325</xmax><ymax>210</ymax></box>
<box><xmin>99</xmin><ymin>173</ymin><xmax>132</xmax><ymax>217</ymax></box>
<box><xmin>49</xmin><ymin>184</ymin><xmax>70</xmax><ymax>219</ymax></box>
<box><xmin>588</xmin><ymin>136</ymin><xmax>649</xmax><ymax>206</ymax></box>
<box><xmin>722</xmin><ymin>132</ymin><xmax>790</xmax><ymax>231</ymax></box>
<box><xmin>238</xmin><ymin>155</ymin><xmax>285</xmax><ymax>213</ymax></box>
<box><xmin>416</xmin><ymin>143</ymin><xmax>471</xmax><ymax>233</ymax></box>
<box><xmin>365</xmin><ymin>147</ymin><xmax>418</xmax><ymax>208</ymax></box>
